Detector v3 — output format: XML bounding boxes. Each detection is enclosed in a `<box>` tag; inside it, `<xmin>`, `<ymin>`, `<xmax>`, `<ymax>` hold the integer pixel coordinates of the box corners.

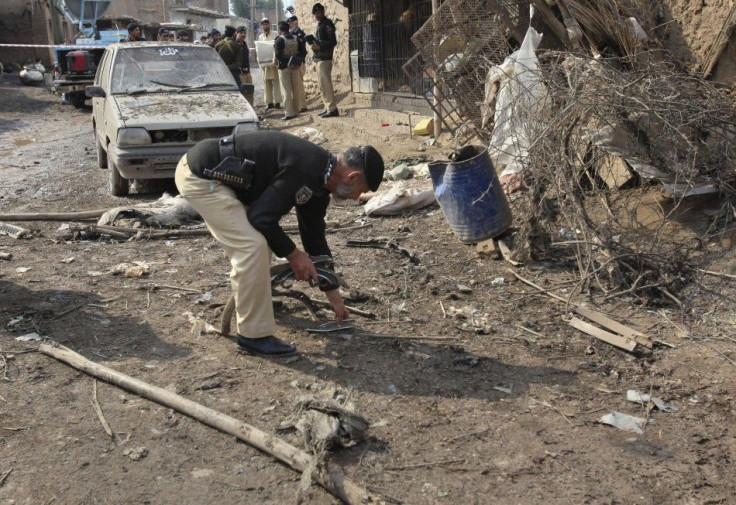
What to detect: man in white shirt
<box><xmin>257</xmin><ymin>18</ymin><xmax>282</xmax><ymax>110</ymax></box>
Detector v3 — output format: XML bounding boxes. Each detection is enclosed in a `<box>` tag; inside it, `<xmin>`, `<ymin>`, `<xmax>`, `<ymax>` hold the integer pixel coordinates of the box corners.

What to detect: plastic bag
<box><xmin>486</xmin><ymin>8</ymin><xmax>549</xmax><ymax>178</ymax></box>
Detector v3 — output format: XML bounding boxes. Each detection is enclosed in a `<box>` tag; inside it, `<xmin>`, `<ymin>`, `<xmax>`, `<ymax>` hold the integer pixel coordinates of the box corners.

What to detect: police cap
<box><xmin>361</xmin><ymin>145</ymin><xmax>384</xmax><ymax>191</ymax></box>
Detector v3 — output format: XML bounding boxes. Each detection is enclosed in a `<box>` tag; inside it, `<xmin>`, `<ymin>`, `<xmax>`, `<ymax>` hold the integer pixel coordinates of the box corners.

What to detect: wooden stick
<box><xmin>698</xmin><ymin>269</ymin><xmax>736</xmax><ymax>280</ymax></box>
<box><xmin>91</xmin><ymin>380</ymin><xmax>116</xmax><ymax>442</ymax></box>
<box><xmin>0</xmin><ymin>468</ymin><xmax>12</xmax><ymax>487</ymax></box>
<box><xmin>310</xmin><ymin>299</ymin><xmax>377</xmax><ymax>319</ymax></box>
<box><xmin>39</xmin><ymin>342</ymin><xmax>379</xmax><ymax>505</ymax></box>
<box><xmin>356</xmin><ymin>333</ymin><xmax>456</xmax><ymax>342</ymax></box>
<box><xmin>0</xmin><ymin>210</ymin><xmax>108</xmax><ymax>221</ymax></box>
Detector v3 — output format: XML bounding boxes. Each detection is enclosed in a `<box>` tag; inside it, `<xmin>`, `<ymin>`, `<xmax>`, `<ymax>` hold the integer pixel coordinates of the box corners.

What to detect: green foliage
<box><xmin>229</xmin><ymin>0</ymin><xmax>277</xmax><ymax>17</ymax></box>
<box><xmin>229</xmin><ymin>0</ymin><xmax>248</xmax><ymax>18</ymax></box>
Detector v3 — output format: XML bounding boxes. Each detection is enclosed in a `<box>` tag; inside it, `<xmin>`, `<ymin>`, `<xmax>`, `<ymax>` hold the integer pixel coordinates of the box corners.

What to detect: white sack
<box><xmin>364</xmin><ymin>182</ymin><xmax>436</xmax><ymax>216</ymax></box>
<box><xmin>487</xmin><ymin>12</ymin><xmax>549</xmax><ymax>178</ymax></box>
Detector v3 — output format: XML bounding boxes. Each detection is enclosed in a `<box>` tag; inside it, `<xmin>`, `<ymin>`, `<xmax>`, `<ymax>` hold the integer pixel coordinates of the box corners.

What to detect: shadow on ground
<box><xmin>0</xmin><ymin>280</ymin><xmax>189</xmax><ymax>361</ymax></box>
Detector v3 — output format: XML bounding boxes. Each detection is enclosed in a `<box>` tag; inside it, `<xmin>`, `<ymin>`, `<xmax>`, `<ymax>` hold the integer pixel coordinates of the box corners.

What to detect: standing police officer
<box><xmin>175</xmin><ymin>131</ymin><xmax>385</xmax><ymax>356</ymax></box>
<box><xmin>310</xmin><ymin>3</ymin><xmax>338</xmax><ymax>117</ymax></box>
<box><xmin>287</xmin><ymin>15</ymin><xmax>308</xmax><ymax>112</ymax></box>
<box><xmin>274</xmin><ymin>21</ymin><xmax>307</xmax><ymax>121</ymax></box>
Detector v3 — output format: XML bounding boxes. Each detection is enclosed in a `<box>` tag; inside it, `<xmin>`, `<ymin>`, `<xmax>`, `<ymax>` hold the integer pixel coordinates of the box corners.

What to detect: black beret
<box><xmin>361</xmin><ymin>145</ymin><xmax>384</xmax><ymax>191</ymax></box>
<box><xmin>236</xmin><ymin>25</ymin><xmax>247</xmax><ymax>32</ymax></box>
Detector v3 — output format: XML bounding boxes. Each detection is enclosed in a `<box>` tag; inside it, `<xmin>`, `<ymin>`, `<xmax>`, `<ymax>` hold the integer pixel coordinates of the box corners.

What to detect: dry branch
<box><xmin>40</xmin><ymin>342</ymin><xmax>381</xmax><ymax>504</ymax></box>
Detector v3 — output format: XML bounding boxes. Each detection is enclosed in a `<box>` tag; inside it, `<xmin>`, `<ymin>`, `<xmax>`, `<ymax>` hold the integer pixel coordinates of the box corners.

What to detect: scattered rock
<box><xmin>123</xmin><ymin>446</ymin><xmax>149</xmax><ymax>461</ymax></box>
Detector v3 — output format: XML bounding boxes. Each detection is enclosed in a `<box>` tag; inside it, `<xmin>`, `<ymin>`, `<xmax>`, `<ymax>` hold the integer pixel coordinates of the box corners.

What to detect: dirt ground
<box><xmin>2</xmin><ymin>77</ymin><xmax>736</xmax><ymax>505</ymax></box>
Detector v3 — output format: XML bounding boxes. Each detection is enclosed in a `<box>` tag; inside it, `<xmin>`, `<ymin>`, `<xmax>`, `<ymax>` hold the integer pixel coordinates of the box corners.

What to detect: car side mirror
<box><xmin>85</xmin><ymin>85</ymin><xmax>106</xmax><ymax>98</ymax></box>
<box><xmin>239</xmin><ymin>83</ymin><xmax>254</xmax><ymax>95</ymax></box>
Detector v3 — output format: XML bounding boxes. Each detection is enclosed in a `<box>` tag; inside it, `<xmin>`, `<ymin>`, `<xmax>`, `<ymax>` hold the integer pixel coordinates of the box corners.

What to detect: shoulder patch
<box><xmin>295</xmin><ymin>186</ymin><xmax>313</xmax><ymax>205</ymax></box>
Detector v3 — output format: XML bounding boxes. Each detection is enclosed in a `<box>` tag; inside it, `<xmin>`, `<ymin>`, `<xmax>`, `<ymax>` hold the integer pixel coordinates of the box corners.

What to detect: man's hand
<box><xmin>311</xmin><ymin>43</ymin><xmax>321</xmax><ymax>51</ymax></box>
<box><xmin>286</xmin><ymin>249</ymin><xmax>318</xmax><ymax>283</ymax></box>
<box><xmin>325</xmin><ymin>288</ymin><xmax>349</xmax><ymax>325</ymax></box>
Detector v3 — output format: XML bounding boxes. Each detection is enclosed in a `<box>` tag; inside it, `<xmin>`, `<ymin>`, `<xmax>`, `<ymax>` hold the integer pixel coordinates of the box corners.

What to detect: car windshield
<box><xmin>110</xmin><ymin>46</ymin><xmax>236</xmax><ymax>94</ymax></box>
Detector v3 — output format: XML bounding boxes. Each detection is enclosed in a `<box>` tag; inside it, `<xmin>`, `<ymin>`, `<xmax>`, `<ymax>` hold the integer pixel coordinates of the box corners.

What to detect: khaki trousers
<box><xmin>175</xmin><ymin>156</ymin><xmax>275</xmax><ymax>339</ymax></box>
<box><xmin>279</xmin><ymin>67</ymin><xmax>304</xmax><ymax>118</ymax></box>
<box><xmin>317</xmin><ymin>60</ymin><xmax>336</xmax><ymax>112</ymax></box>
<box><xmin>262</xmin><ymin>65</ymin><xmax>282</xmax><ymax>105</ymax></box>
<box><xmin>297</xmin><ymin>64</ymin><xmax>306</xmax><ymax>110</ymax></box>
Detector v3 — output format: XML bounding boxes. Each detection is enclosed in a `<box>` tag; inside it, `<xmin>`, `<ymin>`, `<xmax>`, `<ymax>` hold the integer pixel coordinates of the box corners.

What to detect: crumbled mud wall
<box><xmin>657</xmin><ymin>0</ymin><xmax>734</xmax><ymax>76</ymax></box>
<box><xmin>0</xmin><ymin>0</ymin><xmax>53</xmax><ymax>66</ymax></box>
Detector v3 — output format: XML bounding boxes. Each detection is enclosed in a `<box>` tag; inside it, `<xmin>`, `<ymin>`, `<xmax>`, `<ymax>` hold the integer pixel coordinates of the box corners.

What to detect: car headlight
<box><xmin>117</xmin><ymin>127</ymin><xmax>151</xmax><ymax>147</ymax></box>
<box><xmin>232</xmin><ymin>122</ymin><xmax>259</xmax><ymax>136</ymax></box>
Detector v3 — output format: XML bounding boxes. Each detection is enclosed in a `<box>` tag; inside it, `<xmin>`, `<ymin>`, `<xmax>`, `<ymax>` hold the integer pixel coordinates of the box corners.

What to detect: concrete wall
<box><xmin>295</xmin><ymin>1</ymin><xmax>351</xmax><ymax>104</ymax></box>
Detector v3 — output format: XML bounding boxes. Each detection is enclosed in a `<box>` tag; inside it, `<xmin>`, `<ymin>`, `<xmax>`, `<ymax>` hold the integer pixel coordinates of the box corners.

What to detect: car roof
<box><xmin>108</xmin><ymin>42</ymin><xmax>210</xmax><ymax>50</ymax></box>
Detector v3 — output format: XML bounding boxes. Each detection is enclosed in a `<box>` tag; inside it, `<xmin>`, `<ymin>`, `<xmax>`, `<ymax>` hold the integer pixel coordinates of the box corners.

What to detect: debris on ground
<box><xmin>123</xmin><ymin>447</ymin><xmax>149</xmax><ymax>461</ymax></box>
<box><xmin>599</xmin><ymin>411</ymin><xmax>647</xmax><ymax>434</ymax></box>
<box><xmin>97</xmin><ymin>193</ymin><xmax>200</xmax><ymax>228</ymax></box>
<box><xmin>14</xmin><ymin>332</ymin><xmax>42</xmax><ymax>342</ymax></box>
<box><xmin>364</xmin><ymin>182</ymin><xmax>436</xmax><ymax>216</ymax></box>
<box><xmin>627</xmin><ymin>390</ymin><xmax>678</xmax><ymax>413</ymax></box>
<box><xmin>280</xmin><ymin>388</ymin><xmax>368</xmax><ymax>454</ymax></box>
<box><xmin>111</xmin><ymin>262</ymin><xmax>150</xmax><ymax>278</ymax></box>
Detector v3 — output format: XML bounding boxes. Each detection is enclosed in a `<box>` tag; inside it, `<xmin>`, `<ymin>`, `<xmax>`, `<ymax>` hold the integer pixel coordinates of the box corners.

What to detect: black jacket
<box><xmin>186</xmin><ymin>131</ymin><xmax>333</xmax><ymax>258</ymax></box>
<box><xmin>313</xmin><ymin>17</ymin><xmax>336</xmax><ymax>61</ymax></box>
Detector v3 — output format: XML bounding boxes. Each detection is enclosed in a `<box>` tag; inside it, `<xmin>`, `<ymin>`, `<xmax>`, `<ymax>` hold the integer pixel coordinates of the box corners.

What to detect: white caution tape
<box><xmin>0</xmin><ymin>44</ymin><xmax>89</xmax><ymax>49</ymax></box>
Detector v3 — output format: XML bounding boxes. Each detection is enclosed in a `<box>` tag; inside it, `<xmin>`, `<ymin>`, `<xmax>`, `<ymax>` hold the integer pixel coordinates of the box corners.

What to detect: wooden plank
<box><xmin>476</xmin><ymin>238</ymin><xmax>499</xmax><ymax>258</ymax></box>
<box><xmin>575</xmin><ymin>306</ymin><xmax>652</xmax><ymax>349</ymax></box>
<box><xmin>569</xmin><ymin>317</ymin><xmax>637</xmax><ymax>352</ymax></box>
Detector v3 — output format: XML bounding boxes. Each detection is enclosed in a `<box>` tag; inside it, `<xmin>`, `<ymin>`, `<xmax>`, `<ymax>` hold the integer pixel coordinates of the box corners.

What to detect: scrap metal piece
<box><xmin>0</xmin><ymin>222</ymin><xmax>29</xmax><ymax>239</ymax></box>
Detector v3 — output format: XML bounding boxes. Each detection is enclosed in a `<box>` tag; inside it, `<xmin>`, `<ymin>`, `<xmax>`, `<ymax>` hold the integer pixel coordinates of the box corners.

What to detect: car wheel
<box><xmin>96</xmin><ymin>134</ymin><xmax>108</xmax><ymax>169</ymax></box>
<box><xmin>70</xmin><ymin>92</ymin><xmax>86</xmax><ymax>109</ymax></box>
<box><xmin>108</xmin><ymin>160</ymin><xmax>129</xmax><ymax>196</ymax></box>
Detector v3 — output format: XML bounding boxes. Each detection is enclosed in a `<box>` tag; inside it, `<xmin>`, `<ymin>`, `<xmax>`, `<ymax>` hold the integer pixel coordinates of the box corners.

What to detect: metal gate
<box><xmin>349</xmin><ymin>0</ymin><xmax>433</xmax><ymax>94</ymax></box>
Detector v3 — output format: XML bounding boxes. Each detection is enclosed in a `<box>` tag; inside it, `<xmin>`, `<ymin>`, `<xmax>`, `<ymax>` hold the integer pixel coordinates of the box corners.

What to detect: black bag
<box><xmin>202</xmin><ymin>135</ymin><xmax>255</xmax><ymax>190</ymax></box>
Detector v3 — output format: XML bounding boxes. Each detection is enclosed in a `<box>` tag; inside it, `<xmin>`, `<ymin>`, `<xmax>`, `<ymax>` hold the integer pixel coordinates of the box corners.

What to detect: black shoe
<box><xmin>266</xmin><ymin>103</ymin><xmax>275</xmax><ymax>110</ymax></box>
<box><xmin>274</xmin><ymin>103</ymin><xmax>282</xmax><ymax>109</ymax></box>
<box><xmin>282</xmin><ymin>115</ymin><xmax>296</xmax><ymax>121</ymax></box>
<box><xmin>321</xmin><ymin>109</ymin><xmax>339</xmax><ymax>118</ymax></box>
<box><xmin>237</xmin><ymin>335</ymin><xmax>296</xmax><ymax>356</ymax></box>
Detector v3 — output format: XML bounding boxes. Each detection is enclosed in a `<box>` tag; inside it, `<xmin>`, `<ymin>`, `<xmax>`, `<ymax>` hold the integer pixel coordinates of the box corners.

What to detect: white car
<box><xmin>86</xmin><ymin>42</ymin><xmax>258</xmax><ymax>196</ymax></box>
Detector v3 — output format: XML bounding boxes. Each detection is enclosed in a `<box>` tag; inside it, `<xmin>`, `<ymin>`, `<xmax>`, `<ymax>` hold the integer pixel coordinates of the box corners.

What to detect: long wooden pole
<box><xmin>0</xmin><ymin>210</ymin><xmax>108</xmax><ymax>221</ymax></box>
<box><xmin>432</xmin><ymin>0</ymin><xmax>442</xmax><ymax>139</ymax></box>
<box><xmin>39</xmin><ymin>342</ymin><xmax>379</xmax><ymax>504</ymax></box>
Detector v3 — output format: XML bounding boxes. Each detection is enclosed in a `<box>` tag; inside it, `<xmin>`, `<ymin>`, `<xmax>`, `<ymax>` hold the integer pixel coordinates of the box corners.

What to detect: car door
<box><xmin>92</xmin><ymin>48</ymin><xmax>111</xmax><ymax>147</ymax></box>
